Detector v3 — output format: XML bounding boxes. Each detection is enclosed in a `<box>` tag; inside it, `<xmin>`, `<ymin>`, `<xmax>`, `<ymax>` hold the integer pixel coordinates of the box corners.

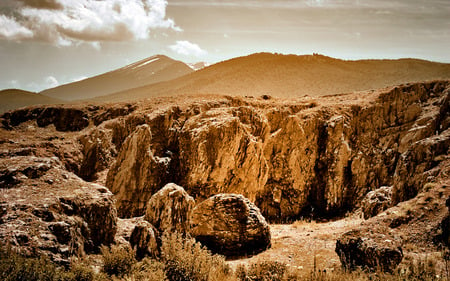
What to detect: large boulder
<box><xmin>336</xmin><ymin>228</ymin><xmax>403</xmax><ymax>273</ymax></box>
<box><xmin>361</xmin><ymin>186</ymin><xmax>392</xmax><ymax>219</ymax></box>
<box><xmin>130</xmin><ymin>220</ymin><xmax>160</xmax><ymax>260</ymax></box>
<box><xmin>144</xmin><ymin>183</ymin><xmax>195</xmax><ymax>234</ymax></box>
<box><xmin>190</xmin><ymin>193</ymin><xmax>271</xmax><ymax>257</ymax></box>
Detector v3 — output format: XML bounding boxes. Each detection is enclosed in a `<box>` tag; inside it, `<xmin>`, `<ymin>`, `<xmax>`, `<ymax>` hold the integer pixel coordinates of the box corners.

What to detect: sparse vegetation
<box><xmin>1</xmin><ymin>240</ymin><xmax>450</xmax><ymax>281</ymax></box>
<box><xmin>101</xmin><ymin>245</ymin><xmax>136</xmax><ymax>278</ymax></box>
<box><xmin>161</xmin><ymin>232</ymin><xmax>234</xmax><ymax>281</ymax></box>
<box><xmin>237</xmin><ymin>261</ymin><xmax>287</xmax><ymax>281</ymax></box>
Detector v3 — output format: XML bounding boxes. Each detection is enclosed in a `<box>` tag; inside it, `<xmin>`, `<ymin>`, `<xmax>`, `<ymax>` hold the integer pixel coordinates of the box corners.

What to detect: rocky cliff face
<box><xmin>2</xmin><ymin>81</ymin><xmax>449</xmax><ymax>224</ymax></box>
<box><xmin>77</xmin><ymin>81</ymin><xmax>447</xmax><ymax>221</ymax></box>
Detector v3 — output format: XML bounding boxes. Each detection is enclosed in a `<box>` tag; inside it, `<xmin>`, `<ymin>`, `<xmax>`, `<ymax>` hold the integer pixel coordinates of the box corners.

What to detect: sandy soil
<box><xmin>228</xmin><ymin>216</ymin><xmax>364</xmax><ymax>272</ymax></box>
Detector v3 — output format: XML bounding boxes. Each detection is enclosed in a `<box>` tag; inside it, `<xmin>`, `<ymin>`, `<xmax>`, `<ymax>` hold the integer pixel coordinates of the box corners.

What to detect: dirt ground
<box><xmin>228</xmin><ymin>216</ymin><xmax>364</xmax><ymax>272</ymax></box>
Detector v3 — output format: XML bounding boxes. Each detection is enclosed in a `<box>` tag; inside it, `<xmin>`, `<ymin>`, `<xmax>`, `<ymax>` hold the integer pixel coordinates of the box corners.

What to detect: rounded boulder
<box><xmin>190</xmin><ymin>193</ymin><xmax>271</xmax><ymax>257</ymax></box>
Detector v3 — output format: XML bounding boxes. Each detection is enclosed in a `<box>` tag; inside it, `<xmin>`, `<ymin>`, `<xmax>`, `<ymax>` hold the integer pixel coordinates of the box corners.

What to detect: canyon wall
<box><xmin>4</xmin><ymin>81</ymin><xmax>448</xmax><ymax>221</ymax></box>
<box><xmin>80</xmin><ymin>81</ymin><xmax>449</xmax><ymax>220</ymax></box>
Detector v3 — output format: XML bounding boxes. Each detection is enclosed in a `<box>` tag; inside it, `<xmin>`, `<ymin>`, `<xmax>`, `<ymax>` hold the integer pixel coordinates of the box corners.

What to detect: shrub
<box><xmin>237</xmin><ymin>261</ymin><xmax>287</xmax><ymax>281</ymax></box>
<box><xmin>101</xmin><ymin>244</ymin><xmax>136</xmax><ymax>278</ymax></box>
<box><xmin>132</xmin><ymin>257</ymin><xmax>167</xmax><ymax>281</ymax></box>
<box><xmin>160</xmin><ymin>232</ymin><xmax>235</xmax><ymax>281</ymax></box>
<box><xmin>0</xmin><ymin>244</ymin><xmax>69</xmax><ymax>281</ymax></box>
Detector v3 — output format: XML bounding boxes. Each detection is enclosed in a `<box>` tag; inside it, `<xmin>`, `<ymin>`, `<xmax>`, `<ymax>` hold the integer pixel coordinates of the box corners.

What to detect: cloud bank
<box><xmin>0</xmin><ymin>0</ymin><xmax>180</xmax><ymax>46</ymax></box>
<box><xmin>169</xmin><ymin>40</ymin><xmax>207</xmax><ymax>57</ymax></box>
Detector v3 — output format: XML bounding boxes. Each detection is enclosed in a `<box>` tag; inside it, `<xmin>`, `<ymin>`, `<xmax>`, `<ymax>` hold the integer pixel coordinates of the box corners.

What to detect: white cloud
<box><xmin>0</xmin><ymin>15</ymin><xmax>34</xmax><ymax>40</ymax></box>
<box><xmin>45</xmin><ymin>76</ymin><xmax>59</xmax><ymax>88</ymax></box>
<box><xmin>0</xmin><ymin>0</ymin><xmax>180</xmax><ymax>46</ymax></box>
<box><xmin>169</xmin><ymin>40</ymin><xmax>207</xmax><ymax>57</ymax></box>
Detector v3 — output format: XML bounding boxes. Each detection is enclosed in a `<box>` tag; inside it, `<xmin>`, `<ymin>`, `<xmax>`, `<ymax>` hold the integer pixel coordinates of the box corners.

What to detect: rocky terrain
<box><xmin>0</xmin><ymin>80</ymin><xmax>449</xmax><ymax>273</ymax></box>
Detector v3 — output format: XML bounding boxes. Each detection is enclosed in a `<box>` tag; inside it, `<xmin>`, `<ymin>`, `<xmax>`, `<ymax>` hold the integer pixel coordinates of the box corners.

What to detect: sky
<box><xmin>0</xmin><ymin>0</ymin><xmax>449</xmax><ymax>92</ymax></box>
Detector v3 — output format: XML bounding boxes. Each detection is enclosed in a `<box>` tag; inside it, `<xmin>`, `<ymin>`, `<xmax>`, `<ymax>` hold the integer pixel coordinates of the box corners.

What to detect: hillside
<box><xmin>0</xmin><ymin>89</ymin><xmax>62</xmax><ymax>114</ymax></box>
<box><xmin>40</xmin><ymin>55</ymin><xmax>194</xmax><ymax>101</ymax></box>
<box><xmin>94</xmin><ymin>53</ymin><xmax>450</xmax><ymax>102</ymax></box>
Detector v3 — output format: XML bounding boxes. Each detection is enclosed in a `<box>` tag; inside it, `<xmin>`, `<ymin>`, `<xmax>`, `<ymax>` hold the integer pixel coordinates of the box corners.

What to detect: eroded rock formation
<box><xmin>129</xmin><ymin>220</ymin><xmax>160</xmax><ymax>259</ymax></box>
<box><xmin>77</xmin><ymin>80</ymin><xmax>450</xmax><ymax>221</ymax></box>
<box><xmin>336</xmin><ymin>227</ymin><xmax>403</xmax><ymax>272</ymax></box>
<box><xmin>106</xmin><ymin>125</ymin><xmax>171</xmax><ymax>217</ymax></box>
<box><xmin>190</xmin><ymin>193</ymin><xmax>271</xmax><ymax>257</ymax></box>
<box><xmin>361</xmin><ymin>186</ymin><xmax>392</xmax><ymax>219</ymax></box>
<box><xmin>0</xmin><ymin>156</ymin><xmax>117</xmax><ymax>265</ymax></box>
<box><xmin>144</xmin><ymin>183</ymin><xmax>195</xmax><ymax>234</ymax></box>
<box><xmin>0</xmin><ymin>80</ymin><xmax>449</xmax><ymax>265</ymax></box>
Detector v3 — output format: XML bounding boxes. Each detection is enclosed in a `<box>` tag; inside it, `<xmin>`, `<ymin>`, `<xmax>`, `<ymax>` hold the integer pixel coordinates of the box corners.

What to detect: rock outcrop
<box><xmin>361</xmin><ymin>186</ymin><xmax>393</xmax><ymax>219</ymax></box>
<box><xmin>74</xmin><ymin>80</ymin><xmax>449</xmax><ymax>222</ymax></box>
<box><xmin>2</xmin><ymin>81</ymin><xmax>449</xmax><ymax>236</ymax></box>
<box><xmin>129</xmin><ymin>220</ymin><xmax>160</xmax><ymax>259</ymax></box>
<box><xmin>106</xmin><ymin>125</ymin><xmax>170</xmax><ymax>217</ymax></box>
<box><xmin>78</xmin><ymin>126</ymin><xmax>116</xmax><ymax>181</ymax></box>
<box><xmin>179</xmin><ymin>107</ymin><xmax>269</xmax><ymax>200</ymax></box>
<box><xmin>1</xmin><ymin>104</ymin><xmax>135</xmax><ymax>132</ymax></box>
<box><xmin>0</xmin><ymin>157</ymin><xmax>117</xmax><ymax>265</ymax></box>
<box><xmin>144</xmin><ymin>183</ymin><xmax>195</xmax><ymax>234</ymax></box>
<box><xmin>336</xmin><ymin>228</ymin><xmax>403</xmax><ymax>272</ymax></box>
<box><xmin>190</xmin><ymin>193</ymin><xmax>271</xmax><ymax>257</ymax></box>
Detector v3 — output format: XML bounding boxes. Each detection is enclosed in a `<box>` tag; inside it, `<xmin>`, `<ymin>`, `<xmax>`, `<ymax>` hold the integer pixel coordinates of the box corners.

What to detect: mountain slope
<box><xmin>93</xmin><ymin>53</ymin><xmax>450</xmax><ymax>102</ymax></box>
<box><xmin>41</xmin><ymin>55</ymin><xmax>194</xmax><ymax>101</ymax></box>
<box><xmin>0</xmin><ymin>89</ymin><xmax>62</xmax><ymax>114</ymax></box>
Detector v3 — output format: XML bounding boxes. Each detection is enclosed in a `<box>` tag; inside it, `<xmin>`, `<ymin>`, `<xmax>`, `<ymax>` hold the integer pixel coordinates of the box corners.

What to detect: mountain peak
<box><xmin>40</xmin><ymin>55</ymin><xmax>194</xmax><ymax>101</ymax></box>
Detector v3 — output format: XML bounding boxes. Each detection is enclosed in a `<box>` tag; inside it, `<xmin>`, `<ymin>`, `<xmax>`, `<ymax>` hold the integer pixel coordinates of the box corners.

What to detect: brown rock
<box><xmin>442</xmin><ymin>197</ymin><xmax>450</xmax><ymax>247</ymax></box>
<box><xmin>144</xmin><ymin>183</ymin><xmax>195</xmax><ymax>234</ymax></box>
<box><xmin>130</xmin><ymin>220</ymin><xmax>160</xmax><ymax>259</ymax></box>
<box><xmin>78</xmin><ymin>126</ymin><xmax>116</xmax><ymax>181</ymax></box>
<box><xmin>190</xmin><ymin>193</ymin><xmax>271</xmax><ymax>257</ymax></box>
<box><xmin>336</xmin><ymin>228</ymin><xmax>403</xmax><ymax>273</ymax></box>
<box><xmin>179</xmin><ymin>107</ymin><xmax>269</xmax><ymax>201</ymax></box>
<box><xmin>0</xmin><ymin>157</ymin><xmax>54</xmax><ymax>188</ymax></box>
<box><xmin>361</xmin><ymin>186</ymin><xmax>392</xmax><ymax>219</ymax></box>
<box><xmin>392</xmin><ymin>129</ymin><xmax>450</xmax><ymax>204</ymax></box>
<box><xmin>106</xmin><ymin>124</ymin><xmax>169</xmax><ymax>217</ymax></box>
<box><xmin>36</xmin><ymin>107</ymin><xmax>89</xmax><ymax>131</ymax></box>
<box><xmin>0</xmin><ymin>165</ymin><xmax>118</xmax><ymax>265</ymax></box>
<box><xmin>58</xmin><ymin>183</ymin><xmax>117</xmax><ymax>253</ymax></box>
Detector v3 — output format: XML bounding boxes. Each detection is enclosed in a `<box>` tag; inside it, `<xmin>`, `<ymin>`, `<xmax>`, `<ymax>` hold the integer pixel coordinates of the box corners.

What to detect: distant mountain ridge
<box><xmin>92</xmin><ymin>53</ymin><xmax>450</xmax><ymax>103</ymax></box>
<box><xmin>0</xmin><ymin>89</ymin><xmax>62</xmax><ymax>114</ymax></box>
<box><xmin>40</xmin><ymin>55</ymin><xmax>194</xmax><ymax>101</ymax></box>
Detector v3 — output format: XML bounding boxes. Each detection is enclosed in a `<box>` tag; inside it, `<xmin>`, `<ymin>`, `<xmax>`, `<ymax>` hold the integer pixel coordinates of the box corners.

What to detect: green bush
<box><xmin>101</xmin><ymin>244</ymin><xmax>136</xmax><ymax>278</ymax></box>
